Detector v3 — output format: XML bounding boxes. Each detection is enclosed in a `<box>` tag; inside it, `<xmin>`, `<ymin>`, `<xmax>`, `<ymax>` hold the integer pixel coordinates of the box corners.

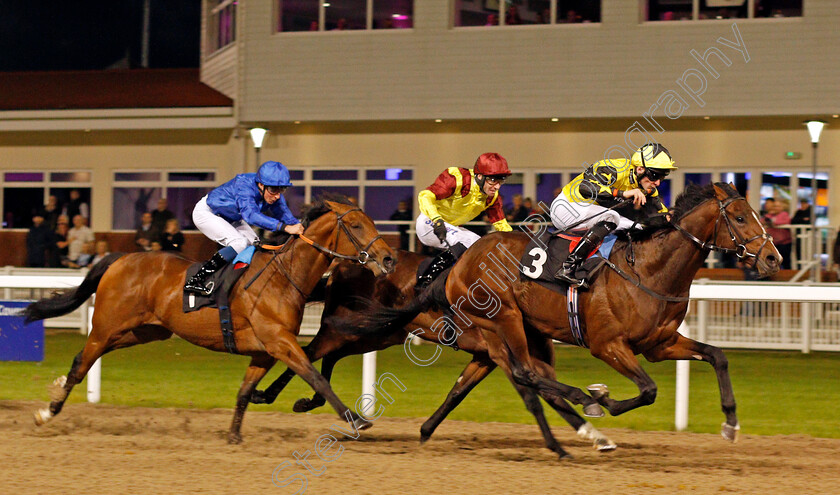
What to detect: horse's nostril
<box><xmin>766</xmin><ymin>255</ymin><xmax>778</xmax><ymax>265</ymax></box>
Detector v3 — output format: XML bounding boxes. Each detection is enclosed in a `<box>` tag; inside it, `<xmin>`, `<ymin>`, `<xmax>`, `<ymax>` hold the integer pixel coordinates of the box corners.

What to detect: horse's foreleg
<box><xmin>588</xmin><ymin>341</ymin><xmax>658</xmax><ymax>416</ymax></box>
<box><xmin>229</xmin><ymin>355</ymin><xmax>275</xmax><ymax>444</ymax></box>
<box><xmin>644</xmin><ymin>334</ymin><xmax>738</xmax><ymax>442</ymax></box>
<box><xmin>266</xmin><ymin>337</ymin><xmax>370</xmax><ymax>432</ymax></box>
<box><xmin>420</xmin><ymin>355</ymin><xmax>496</xmax><ymax>443</ymax></box>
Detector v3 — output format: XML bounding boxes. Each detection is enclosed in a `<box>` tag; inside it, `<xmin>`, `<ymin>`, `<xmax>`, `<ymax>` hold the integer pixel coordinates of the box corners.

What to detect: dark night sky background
<box><xmin>0</xmin><ymin>1</ymin><xmax>200</xmax><ymax>71</ymax></box>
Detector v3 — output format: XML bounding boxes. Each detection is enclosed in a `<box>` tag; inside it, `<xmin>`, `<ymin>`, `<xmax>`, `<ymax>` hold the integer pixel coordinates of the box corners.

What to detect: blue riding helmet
<box><xmin>256</xmin><ymin>161</ymin><xmax>293</xmax><ymax>187</ymax></box>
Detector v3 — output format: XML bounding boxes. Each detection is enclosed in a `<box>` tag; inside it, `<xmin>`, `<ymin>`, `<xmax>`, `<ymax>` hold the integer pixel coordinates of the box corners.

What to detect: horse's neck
<box><xmin>626</xmin><ymin>209</ymin><xmax>717</xmax><ymax>297</ymax></box>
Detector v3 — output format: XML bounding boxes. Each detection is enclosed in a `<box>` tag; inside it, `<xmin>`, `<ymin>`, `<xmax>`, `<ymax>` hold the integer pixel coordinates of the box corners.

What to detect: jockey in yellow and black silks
<box><xmin>549</xmin><ymin>143</ymin><xmax>676</xmax><ymax>288</ymax></box>
<box><xmin>415</xmin><ymin>152</ymin><xmax>513</xmax><ymax>288</ymax></box>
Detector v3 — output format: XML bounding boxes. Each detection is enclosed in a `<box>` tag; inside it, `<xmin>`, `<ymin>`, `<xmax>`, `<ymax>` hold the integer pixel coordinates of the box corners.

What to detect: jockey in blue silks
<box><xmin>185</xmin><ymin>161</ymin><xmax>304</xmax><ymax>295</ymax></box>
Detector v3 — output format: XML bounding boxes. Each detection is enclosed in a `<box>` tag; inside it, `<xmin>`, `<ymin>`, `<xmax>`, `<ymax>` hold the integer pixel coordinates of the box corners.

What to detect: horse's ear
<box><xmin>712</xmin><ymin>183</ymin><xmax>730</xmax><ymax>200</ymax></box>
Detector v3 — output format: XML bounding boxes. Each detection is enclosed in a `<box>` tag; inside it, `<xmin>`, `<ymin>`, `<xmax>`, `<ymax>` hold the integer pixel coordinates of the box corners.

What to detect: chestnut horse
<box><xmin>341</xmin><ymin>183</ymin><xmax>781</xmax><ymax>451</ymax></box>
<box><xmin>23</xmin><ymin>198</ymin><xmax>396</xmax><ymax>443</ymax></box>
<box><xmin>252</xmin><ymin>250</ymin><xmax>615</xmax><ymax>457</ymax></box>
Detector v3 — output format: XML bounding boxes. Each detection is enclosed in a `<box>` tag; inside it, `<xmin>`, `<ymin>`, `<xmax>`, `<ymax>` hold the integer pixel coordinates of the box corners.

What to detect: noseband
<box><xmin>672</xmin><ymin>196</ymin><xmax>772</xmax><ymax>262</ymax></box>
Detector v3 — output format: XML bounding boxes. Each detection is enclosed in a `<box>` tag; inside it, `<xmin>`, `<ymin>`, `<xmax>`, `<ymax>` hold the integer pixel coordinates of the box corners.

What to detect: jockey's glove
<box><xmin>432</xmin><ymin>219</ymin><xmax>448</xmax><ymax>243</ymax></box>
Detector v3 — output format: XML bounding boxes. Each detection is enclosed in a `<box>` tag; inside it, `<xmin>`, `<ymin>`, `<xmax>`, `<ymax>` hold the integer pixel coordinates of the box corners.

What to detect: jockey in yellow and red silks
<box><xmin>415</xmin><ymin>152</ymin><xmax>513</xmax><ymax>288</ymax></box>
<box><xmin>549</xmin><ymin>143</ymin><xmax>677</xmax><ymax>288</ymax></box>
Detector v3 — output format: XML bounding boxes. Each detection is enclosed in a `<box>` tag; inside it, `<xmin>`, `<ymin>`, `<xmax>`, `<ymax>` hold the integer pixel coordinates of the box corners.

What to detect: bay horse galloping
<box><xmin>344</xmin><ymin>183</ymin><xmax>780</xmax><ymax>449</ymax></box>
<box><xmin>253</xmin><ymin>250</ymin><xmax>615</xmax><ymax>457</ymax></box>
<box><xmin>24</xmin><ymin>197</ymin><xmax>396</xmax><ymax>443</ymax></box>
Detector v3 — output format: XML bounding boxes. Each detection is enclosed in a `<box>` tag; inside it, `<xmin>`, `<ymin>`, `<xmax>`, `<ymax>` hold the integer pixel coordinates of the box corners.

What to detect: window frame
<box><xmin>642</xmin><ymin>0</ymin><xmax>803</xmax><ymax>22</ymax></box>
<box><xmin>0</xmin><ymin>170</ymin><xmax>93</xmax><ymax>230</ymax></box>
<box><xmin>276</xmin><ymin>0</ymin><xmax>414</xmax><ymax>33</ymax></box>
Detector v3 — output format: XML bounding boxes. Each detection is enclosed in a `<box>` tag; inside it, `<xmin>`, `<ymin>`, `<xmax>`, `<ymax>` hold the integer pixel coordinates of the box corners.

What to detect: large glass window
<box><xmin>208</xmin><ymin>0</ymin><xmax>237</xmax><ymax>53</ymax></box>
<box><xmin>646</xmin><ymin>0</ymin><xmax>801</xmax><ymax>21</ymax></box>
<box><xmin>277</xmin><ymin>0</ymin><xmax>413</xmax><ymax>32</ymax></box>
<box><xmin>453</xmin><ymin>0</ymin><xmax>600</xmax><ymax>27</ymax></box>
<box><xmin>112</xmin><ymin>170</ymin><xmax>216</xmax><ymax>230</ymax></box>
<box><xmin>1</xmin><ymin>171</ymin><xmax>92</xmax><ymax>229</ymax></box>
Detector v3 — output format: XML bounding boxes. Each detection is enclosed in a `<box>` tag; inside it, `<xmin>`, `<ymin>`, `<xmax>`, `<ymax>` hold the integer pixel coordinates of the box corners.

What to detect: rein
<box><xmin>244</xmin><ymin>205</ymin><xmax>385</xmax><ymax>295</ymax></box>
<box><xmin>603</xmin><ymin>193</ymin><xmax>769</xmax><ymax>303</ymax></box>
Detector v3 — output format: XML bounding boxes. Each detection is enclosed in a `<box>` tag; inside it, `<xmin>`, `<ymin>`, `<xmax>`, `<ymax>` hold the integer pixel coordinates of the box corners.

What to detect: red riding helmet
<box><xmin>473</xmin><ymin>153</ymin><xmax>512</xmax><ymax>177</ymax></box>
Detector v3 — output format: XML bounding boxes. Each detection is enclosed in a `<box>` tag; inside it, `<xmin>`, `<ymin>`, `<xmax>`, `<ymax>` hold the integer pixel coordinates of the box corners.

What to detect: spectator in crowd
<box><xmin>151</xmin><ymin>198</ymin><xmax>176</xmax><ymax>234</ymax></box>
<box><xmin>485</xmin><ymin>13</ymin><xmax>498</xmax><ymax>25</ymax></box>
<box><xmin>832</xmin><ymin>228</ymin><xmax>840</xmax><ymax>278</ymax></box>
<box><xmin>62</xmin><ymin>189</ymin><xmax>89</xmax><ymax>220</ymax></box>
<box><xmin>67</xmin><ymin>214</ymin><xmax>95</xmax><ymax>265</ymax></box>
<box><xmin>26</xmin><ymin>213</ymin><xmax>54</xmax><ymax>267</ymax></box>
<box><xmin>161</xmin><ymin>218</ymin><xmax>185</xmax><ymax>252</ymax></box>
<box><xmin>760</xmin><ymin>197</ymin><xmax>775</xmax><ymax>216</ymax></box>
<box><xmin>135</xmin><ymin>212</ymin><xmax>159</xmax><ymax>251</ymax></box>
<box><xmin>505</xmin><ymin>5</ymin><xmax>522</xmax><ymax>25</ymax></box>
<box><xmin>51</xmin><ymin>218</ymin><xmax>71</xmax><ymax>267</ymax></box>
<box><xmin>90</xmin><ymin>240</ymin><xmax>111</xmax><ymax>266</ymax></box>
<box><xmin>67</xmin><ymin>241</ymin><xmax>96</xmax><ymax>268</ymax></box>
<box><xmin>790</xmin><ymin>199</ymin><xmax>812</xmax><ymax>263</ymax></box>
<box><xmin>763</xmin><ymin>199</ymin><xmax>792</xmax><ymax>269</ymax></box>
<box><xmin>150</xmin><ymin>240</ymin><xmax>163</xmax><ymax>252</ymax></box>
<box><xmin>389</xmin><ymin>200</ymin><xmax>413</xmax><ymax>251</ymax></box>
<box><xmin>40</xmin><ymin>195</ymin><xmax>62</xmax><ymax>231</ymax></box>
<box><xmin>506</xmin><ymin>194</ymin><xmax>530</xmax><ymax>223</ymax></box>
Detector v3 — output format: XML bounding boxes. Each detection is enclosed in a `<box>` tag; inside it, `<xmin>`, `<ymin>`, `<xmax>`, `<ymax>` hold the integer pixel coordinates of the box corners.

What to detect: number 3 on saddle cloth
<box><xmin>182</xmin><ymin>246</ymin><xmax>257</xmax><ymax>353</ymax></box>
<box><xmin>519</xmin><ymin>230</ymin><xmax>618</xmax><ymax>348</ymax></box>
<box><xmin>519</xmin><ymin>230</ymin><xmax>618</xmax><ymax>294</ymax></box>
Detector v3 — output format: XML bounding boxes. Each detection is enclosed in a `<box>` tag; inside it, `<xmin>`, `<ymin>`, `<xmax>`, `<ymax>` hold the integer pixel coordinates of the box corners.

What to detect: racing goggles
<box><xmin>263</xmin><ymin>185</ymin><xmax>288</xmax><ymax>194</ymax></box>
<box><xmin>485</xmin><ymin>175</ymin><xmax>508</xmax><ymax>185</ymax></box>
<box><xmin>643</xmin><ymin>167</ymin><xmax>670</xmax><ymax>182</ymax></box>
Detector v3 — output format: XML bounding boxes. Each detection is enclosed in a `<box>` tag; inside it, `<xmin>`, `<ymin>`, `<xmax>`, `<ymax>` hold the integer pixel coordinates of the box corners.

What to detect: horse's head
<box><xmin>302</xmin><ymin>199</ymin><xmax>396</xmax><ymax>276</ymax></box>
<box><xmin>675</xmin><ymin>183</ymin><xmax>780</xmax><ymax>277</ymax></box>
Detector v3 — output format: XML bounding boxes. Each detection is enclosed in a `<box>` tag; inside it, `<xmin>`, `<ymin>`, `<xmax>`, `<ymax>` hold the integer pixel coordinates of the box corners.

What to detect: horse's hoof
<box><xmin>250</xmin><ymin>390</ymin><xmax>268</xmax><ymax>404</ymax></box>
<box><xmin>721</xmin><ymin>422</ymin><xmax>740</xmax><ymax>443</ymax></box>
<box><xmin>48</xmin><ymin>376</ymin><xmax>67</xmax><ymax>402</ymax></box>
<box><xmin>419</xmin><ymin>434</ymin><xmax>431</xmax><ymax>444</ymax></box>
<box><xmin>594</xmin><ymin>437</ymin><xmax>617</xmax><ymax>451</ymax></box>
<box><xmin>353</xmin><ymin>417</ymin><xmax>373</xmax><ymax>431</ymax></box>
<box><xmin>583</xmin><ymin>403</ymin><xmax>605</xmax><ymax>418</ymax></box>
<box><xmin>34</xmin><ymin>408</ymin><xmax>53</xmax><ymax>426</ymax></box>
<box><xmin>587</xmin><ymin>383</ymin><xmax>609</xmax><ymax>401</ymax></box>
<box><xmin>556</xmin><ymin>450</ymin><xmax>573</xmax><ymax>460</ymax></box>
<box><xmin>293</xmin><ymin>398</ymin><xmax>321</xmax><ymax>413</ymax></box>
<box><xmin>228</xmin><ymin>433</ymin><xmax>243</xmax><ymax>445</ymax></box>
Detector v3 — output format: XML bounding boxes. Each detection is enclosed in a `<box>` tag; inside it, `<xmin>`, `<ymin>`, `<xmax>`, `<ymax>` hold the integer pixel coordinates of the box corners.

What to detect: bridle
<box><xmin>251</xmin><ymin>205</ymin><xmax>387</xmax><ymax>297</ymax></box>
<box><xmin>671</xmin><ymin>195</ymin><xmax>772</xmax><ymax>262</ymax></box>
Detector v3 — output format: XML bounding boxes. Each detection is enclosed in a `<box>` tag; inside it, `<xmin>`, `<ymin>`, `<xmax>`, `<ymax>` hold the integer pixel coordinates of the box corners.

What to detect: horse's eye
<box><xmin>736</xmin><ymin>216</ymin><xmax>745</xmax><ymax>223</ymax></box>
<box><xmin>351</xmin><ymin>223</ymin><xmax>361</xmax><ymax>229</ymax></box>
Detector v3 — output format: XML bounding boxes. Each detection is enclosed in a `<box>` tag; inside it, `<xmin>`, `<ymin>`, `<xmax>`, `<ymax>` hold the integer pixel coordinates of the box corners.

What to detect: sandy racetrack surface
<box><xmin>3</xmin><ymin>400</ymin><xmax>839</xmax><ymax>494</ymax></box>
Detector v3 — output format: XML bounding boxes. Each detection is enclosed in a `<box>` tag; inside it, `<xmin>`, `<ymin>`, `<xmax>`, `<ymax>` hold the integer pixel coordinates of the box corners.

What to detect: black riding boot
<box><xmin>184</xmin><ymin>251</ymin><xmax>229</xmax><ymax>295</ymax></box>
<box><xmin>416</xmin><ymin>243</ymin><xmax>467</xmax><ymax>289</ymax></box>
<box><xmin>554</xmin><ymin>221</ymin><xmax>617</xmax><ymax>289</ymax></box>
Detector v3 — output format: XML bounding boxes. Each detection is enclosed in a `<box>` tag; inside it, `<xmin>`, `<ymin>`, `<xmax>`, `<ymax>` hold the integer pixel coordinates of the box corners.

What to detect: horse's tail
<box><xmin>23</xmin><ymin>253</ymin><xmax>125</xmax><ymax>324</ymax></box>
<box><xmin>330</xmin><ymin>269</ymin><xmax>450</xmax><ymax>338</ymax></box>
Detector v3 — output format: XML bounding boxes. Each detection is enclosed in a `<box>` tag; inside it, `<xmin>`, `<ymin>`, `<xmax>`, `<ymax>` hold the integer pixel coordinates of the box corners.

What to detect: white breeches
<box><xmin>192</xmin><ymin>196</ymin><xmax>260</xmax><ymax>253</ymax></box>
<box><xmin>415</xmin><ymin>214</ymin><xmax>481</xmax><ymax>250</ymax></box>
<box><xmin>549</xmin><ymin>195</ymin><xmax>636</xmax><ymax>232</ymax></box>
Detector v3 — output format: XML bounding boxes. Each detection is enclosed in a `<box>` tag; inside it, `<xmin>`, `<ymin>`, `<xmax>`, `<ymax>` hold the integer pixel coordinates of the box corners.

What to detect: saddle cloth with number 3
<box><xmin>518</xmin><ymin>229</ymin><xmax>617</xmax><ymax>294</ymax></box>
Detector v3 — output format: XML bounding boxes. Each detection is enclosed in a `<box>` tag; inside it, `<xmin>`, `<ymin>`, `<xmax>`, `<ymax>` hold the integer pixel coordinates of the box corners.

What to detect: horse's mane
<box><xmin>300</xmin><ymin>193</ymin><xmax>356</xmax><ymax>228</ymax></box>
<box><xmin>615</xmin><ymin>182</ymin><xmax>740</xmax><ymax>242</ymax></box>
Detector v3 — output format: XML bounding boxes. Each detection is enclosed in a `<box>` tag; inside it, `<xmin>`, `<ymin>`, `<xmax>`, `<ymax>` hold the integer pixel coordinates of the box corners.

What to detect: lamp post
<box><xmin>249</xmin><ymin>127</ymin><xmax>267</xmax><ymax>171</ymax></box>
<box><xmin>805</xmin><ymin>120</ymin><xmax>826</xmax><ymax>281</ymax></box>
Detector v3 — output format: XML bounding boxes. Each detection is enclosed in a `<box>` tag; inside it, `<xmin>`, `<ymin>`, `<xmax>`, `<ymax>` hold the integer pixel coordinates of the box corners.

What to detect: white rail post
<box><xmin>86</xmin><ymin>296</ymin><xmax>101</xmax><ymax>403</ymax></box>
<box><xmin>675</xmin><ymin>318</ymin><xmax>690</xmax><ymax>432</ymax></box>
<box><xmin>362</xmin><ymin>351</ymin><xmax>376</xmax><ymax>399</ymax></box>
<box><xmin>801</xmin><ymin>281</ymin><xmax>812</xmax><ymax>354</ymax></box>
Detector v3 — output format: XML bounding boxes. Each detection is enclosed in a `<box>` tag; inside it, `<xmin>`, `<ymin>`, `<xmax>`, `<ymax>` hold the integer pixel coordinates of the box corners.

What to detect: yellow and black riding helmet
<box><xmin>631</xmin><ymin>143</ymin><xmax>678</xmax><ymax>182</ymax></box>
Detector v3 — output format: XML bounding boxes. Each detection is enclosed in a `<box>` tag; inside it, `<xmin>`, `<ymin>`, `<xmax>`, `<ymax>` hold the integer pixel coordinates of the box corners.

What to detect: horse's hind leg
<box><xmin>229</xmin><ymin>354</ymin><xmax>275</xmax><ymax>444</ymax></box>
<box><xmin>35</xmin><ymin>324</ymin><xmax>172</xmax><ymax>425</ymax></box>
<box><xmin>420</xmin><ymin>354</ymin><xmax>496</xmax><ymax>443</ymax></box>
<box><xmin>292</xmin><ymin>352</ymin><xmax>339</xmax><ymax>412</ymax></box>
<box><xmin>644</xmin><ymin>334</ymin><xmax>739</xmax><ymax>442</ymax></box>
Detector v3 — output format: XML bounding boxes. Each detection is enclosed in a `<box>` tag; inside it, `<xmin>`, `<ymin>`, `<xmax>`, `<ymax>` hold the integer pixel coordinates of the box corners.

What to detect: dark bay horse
<box><xmin>252</xmin><ymin>250</ymin><xmax>615</xmax><ymax>456</ymax></box>
<box><xmin>342</xmin><ymin>183</ymin><xmax>780</xmax><ymax>451</ymax></box>
<box><xmin>24</xmin><ymin>198</ymin><xmax>396</xmax><ymax>443</ymax></box>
